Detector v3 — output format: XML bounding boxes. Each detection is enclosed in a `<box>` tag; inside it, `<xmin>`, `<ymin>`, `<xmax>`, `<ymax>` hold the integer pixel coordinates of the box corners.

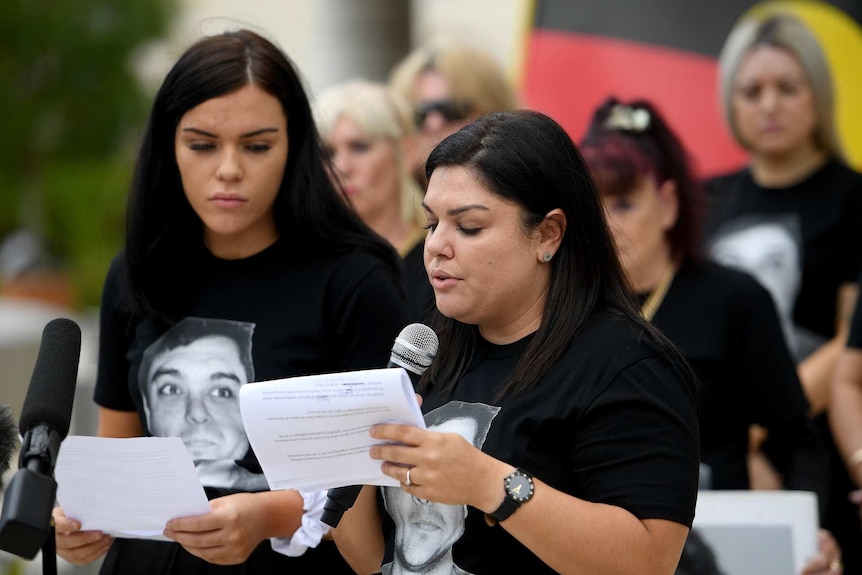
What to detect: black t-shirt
<box><xmin>651</xmin><ymin>259</ymin><xmax>827</xmax><ymax>497</ymax></box>
<box><xmin>93</xmin><ymin>240</ymin><xmax>409</xmax><ymax>574</ymax></box>
<box><xmin>704</xmin><ymin>160</ymin><xmax>862</xmax><ymax>358</ymax></box>
<box><xmin>705</xmin><ymin>162</ymin><xmax>862</xmax><ymax>562</ymax></box>
<box><xmin>380</xmin><ymin>311</ymin><xmax>700</xmax><ymax>574</ymax></box>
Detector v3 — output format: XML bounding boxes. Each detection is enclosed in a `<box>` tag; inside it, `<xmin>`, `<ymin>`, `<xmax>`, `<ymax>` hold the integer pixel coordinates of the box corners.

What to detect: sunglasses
<box><xmin>414</xmin><ymin>99</ymin><xmax>471</xmax><ymax>127</ymax></box>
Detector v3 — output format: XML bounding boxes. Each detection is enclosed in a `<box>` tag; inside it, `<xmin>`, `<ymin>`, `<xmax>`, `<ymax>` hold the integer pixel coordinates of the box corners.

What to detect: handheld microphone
<box><xmin>0</xmin><ymin>318</ymin><xmax>81</xmax><ymax>560</ymax></box>
<box><xmin>320</xmin><ymin>323</ymin><xmax>438</xmax><ymax>528</ymax></box>
<box><xmin>0</xmin><ymin>404</ymin><xmax>17</xmax><ymax>491</ymax></box>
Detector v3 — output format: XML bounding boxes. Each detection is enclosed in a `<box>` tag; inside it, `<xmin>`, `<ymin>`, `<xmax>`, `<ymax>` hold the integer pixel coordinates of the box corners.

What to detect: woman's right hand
<box><xmin>53</xmin><ymin>507</ymin><xmax>113</xmax><ymax>564</ymax></box>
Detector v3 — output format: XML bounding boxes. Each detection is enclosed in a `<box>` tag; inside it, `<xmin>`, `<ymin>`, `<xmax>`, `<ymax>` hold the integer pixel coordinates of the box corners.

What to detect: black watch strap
<box><xmin>489</xmin><ymin>496</ymin><xmax>521</xmax><ymax>522</ymax></box>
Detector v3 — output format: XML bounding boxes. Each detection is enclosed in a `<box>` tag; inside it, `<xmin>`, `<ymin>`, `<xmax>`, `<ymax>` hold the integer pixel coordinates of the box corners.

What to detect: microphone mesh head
<box><xmin>19</xmin><ymin>318</ymin><xmax>81</xmax><ymax>438</ymax></box>
<box><xmin>390</xmin><ymin>323</ymin><xmax>439</xmax><ymax>376</ymax></box>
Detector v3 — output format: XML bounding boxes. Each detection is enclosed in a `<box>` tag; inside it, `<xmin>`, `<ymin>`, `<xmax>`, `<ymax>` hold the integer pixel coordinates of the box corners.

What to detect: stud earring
<box><xmin>542</xmin><ymin>252</ymin><xmax>552</xmax><ymax>262</ymax></box>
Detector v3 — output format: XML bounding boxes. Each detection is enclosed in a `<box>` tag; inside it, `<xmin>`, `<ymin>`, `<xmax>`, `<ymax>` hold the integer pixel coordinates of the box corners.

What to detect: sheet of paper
<box><xmin>692</xmin><ymin>490</ymin><xmax>818</xmax><ymax>574</ymax></box>
<box><xmin>240</xmin><ymin>367</ymin><xmax>425</xmax><ymax>491</ymax></box>
<box><xmin>55</xmin><ymin>436</ymin><xmax>211</xmax><ymax>540</ymax></box>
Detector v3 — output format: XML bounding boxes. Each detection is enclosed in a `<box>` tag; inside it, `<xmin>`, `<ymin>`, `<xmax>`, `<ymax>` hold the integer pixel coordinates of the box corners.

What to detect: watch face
<box><xmin>505</xmin><ymin>472</ymin><xmax>534</xmax><ymax>503</ymax></box>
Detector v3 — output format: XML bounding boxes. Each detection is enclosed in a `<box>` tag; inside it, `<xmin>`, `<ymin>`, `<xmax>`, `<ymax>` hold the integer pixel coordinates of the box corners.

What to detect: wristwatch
<box><xmin>488</xmin><ymin>468</ymin><xmax>534</xmax><ymax>522</ymax></box>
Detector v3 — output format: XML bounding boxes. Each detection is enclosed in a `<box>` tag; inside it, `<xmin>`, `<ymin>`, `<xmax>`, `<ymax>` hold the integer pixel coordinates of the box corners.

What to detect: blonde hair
<box><xmin>315</xmin><ymin>79</ymin><xmax>425</xmax><ymax>235</ymax></box>
<box><xmin>718</xmin><ymin>13</ymin><xmax>843</xmax><ymax>159</ymax></box>
<box><xmin>389</xmin><ymin>38</ymin><xmax>518</xmax><ymax>119</ymax></box>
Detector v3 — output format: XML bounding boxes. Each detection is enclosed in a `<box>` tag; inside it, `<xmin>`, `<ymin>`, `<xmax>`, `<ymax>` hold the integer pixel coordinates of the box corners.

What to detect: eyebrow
<box><xmin>421</xmin><ymin>202</ymin><xmax>490</xmax><ymax>216</ymax></box>
<box><xmin>181</xmin><ymin>127</ymin><xmax>280</xmax><ymax>138</ymax></box>
<box><xmin>151</xmin><ymin>366</ymin><xmax>243</xmax><ymax>384</ymax></box>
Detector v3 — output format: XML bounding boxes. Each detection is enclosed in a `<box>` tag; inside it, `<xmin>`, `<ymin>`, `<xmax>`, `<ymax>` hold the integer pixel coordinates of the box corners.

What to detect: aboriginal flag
<box><xmin>521</xmin><ymin>0</ymin><xmax>862</xmax><ymax>177</ymax></box>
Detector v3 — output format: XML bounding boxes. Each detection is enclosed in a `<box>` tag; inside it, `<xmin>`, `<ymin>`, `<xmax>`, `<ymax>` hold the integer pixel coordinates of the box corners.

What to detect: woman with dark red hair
<box><xmin>580</xmin><ymin>96</ymin><xmax>843</xmax><ymax>574</ymax></box>
<box><xmin>581</xmin><ymin>96</ymin><xmax>827</xmax><ymax>493</ymax></box>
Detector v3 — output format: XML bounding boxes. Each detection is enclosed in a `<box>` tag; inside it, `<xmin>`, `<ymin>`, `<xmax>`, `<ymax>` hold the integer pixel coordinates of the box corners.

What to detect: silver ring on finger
<box><xmin>404</xmin><ymin>467</ymin><xmax>413</xmax><ymax>487</ymax></box>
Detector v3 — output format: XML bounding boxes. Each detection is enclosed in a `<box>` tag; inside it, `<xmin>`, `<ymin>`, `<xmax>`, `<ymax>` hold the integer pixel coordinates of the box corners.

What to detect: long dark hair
<box><xmin>422</xmin><ymin>109</ymin><xmax>655</xmax><ymax>397</ymax></box>
<box><xmin>580</xmin><ymin>97</ymin><xmax>704</xmax><ymax>261</ymax></box>
<box><xmin>125</xmin><ymin>29</ymin><xmax>399</xmax><ymax>321</ymax></box>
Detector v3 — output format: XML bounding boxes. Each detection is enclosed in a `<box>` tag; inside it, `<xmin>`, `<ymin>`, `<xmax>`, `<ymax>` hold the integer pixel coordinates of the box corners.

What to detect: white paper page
<box><xmin>55</xmin><ymin>436</ymin><xmax>211</xmax><ymax>541</ymax></box>
<box><xmin>240</xmin><ymin>367</ymin><xmax>425</xmax><ymax>491</ymax></box>
<box><xmin>692</xmin><ymin>490</ymin><xmax>818</xmax><ymax>574</ymax></box>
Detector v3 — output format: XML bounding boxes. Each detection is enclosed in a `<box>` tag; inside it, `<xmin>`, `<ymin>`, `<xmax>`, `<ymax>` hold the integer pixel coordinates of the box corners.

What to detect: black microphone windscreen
<box><xmin>18</xmin><ymin>318</ymin><xmax>81</xmax><ymax>439</ymax></box>
<box><xmin>0</xmin><ymin>404</ymin><xmax>16</xmax><ymax>486</ymax></box>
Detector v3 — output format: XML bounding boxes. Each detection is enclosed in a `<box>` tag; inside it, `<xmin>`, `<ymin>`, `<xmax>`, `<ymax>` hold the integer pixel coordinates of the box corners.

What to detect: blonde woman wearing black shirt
<box><xmin>707</xmin><ymin>13</ymin><xmax>862</xmax><ymax>571</ymax></box>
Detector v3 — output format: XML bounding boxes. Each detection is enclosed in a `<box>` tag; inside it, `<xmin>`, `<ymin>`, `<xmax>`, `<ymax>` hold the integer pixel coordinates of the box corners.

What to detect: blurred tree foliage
<box><xmin>0</xmin><ymin>0</ymin><xmax>172</xmax><ymax>308</ymax></box>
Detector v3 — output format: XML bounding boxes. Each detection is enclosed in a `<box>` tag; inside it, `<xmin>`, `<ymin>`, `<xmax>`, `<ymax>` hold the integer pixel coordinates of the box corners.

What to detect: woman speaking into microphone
<box><xmin>331</xmin><ymin>109</ymin><xmax>700</xmax><ymax>575</ymax></box>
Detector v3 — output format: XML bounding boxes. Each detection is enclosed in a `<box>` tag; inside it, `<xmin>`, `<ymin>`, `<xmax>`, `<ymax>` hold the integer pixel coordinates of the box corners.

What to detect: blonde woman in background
<box><xmin>389</xmin><ymin>38</ymin><xmax>518</xmax><ymax>188</ymax></box>
<box><xmin>706</xmin><ymin>12</ymin><xmax>862</xmax><ymax>572</ymax></box>
<box><xmin>707</xmin><ymin>12</ymin><xmax>862</xmax><ymax>414</ymax></box>
<box><xmin>316</xmin><ymin>80</ymin><xmax>433</xmax><ymax>322</ymax></box>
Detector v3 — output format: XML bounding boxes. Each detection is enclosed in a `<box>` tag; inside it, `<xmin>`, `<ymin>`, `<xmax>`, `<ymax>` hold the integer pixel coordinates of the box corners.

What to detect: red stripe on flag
<box><xmin>523</xmin><ymin>30</ymin><xmax>747</xmax><ymax>178</ymax></box>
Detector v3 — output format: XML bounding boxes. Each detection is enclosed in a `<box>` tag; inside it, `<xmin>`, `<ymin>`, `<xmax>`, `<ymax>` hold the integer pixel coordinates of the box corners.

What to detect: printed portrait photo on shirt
<box><xmin>382</xmin><ymin>401</ymin><xmax>501</xmax><ymax>575</ymax></box>
<box><xmin>137</xmin><ymin>316</ymin><xmax>266</xmax><ymax>490</ymax></box>
<box><xmin>708</xmin><ymin>214</ymin><xmax>824</xmax><ymax>361</ymax></box>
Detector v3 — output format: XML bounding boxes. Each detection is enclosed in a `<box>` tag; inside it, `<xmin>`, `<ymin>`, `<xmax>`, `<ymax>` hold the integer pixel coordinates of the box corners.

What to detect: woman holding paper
<box><xmin>331</xmin><ymin>110</ymin><xmax>701</xmax><ymax>574</ymax></box>
<box><xmin>51</xmin><ymin>29</ymin><xmax>408</xmax><ymax>574</ymax></box>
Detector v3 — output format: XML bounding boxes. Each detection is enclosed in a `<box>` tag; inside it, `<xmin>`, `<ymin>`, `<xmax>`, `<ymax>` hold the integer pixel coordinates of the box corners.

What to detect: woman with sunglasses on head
<box><xmin>315</xmin><ymin>80</ymin><xmax>434</xmax><ymax>323</ymax></box>
<box><xmin>51</xmin><ymin>29</ymin><xmax>408</xmax><ymax>574</ymax></box>
<box><xmin>331</xmin><ymin>109</ymin><xmax>701</xmax><ymax>574</ymax></box>
<box><xmin>706</xmin><ymin>12</ymin><xmax>862</xmax><ymax>570</ymax></box>
<box><xmin>581</xmin><ymin>97</ymin><xmax>842</xmax><ymax>575</ymax></box>
<box><xmin>389</xmin><ymin>38</ymin><xmax>518</xmax><ymax>190</ymax></box>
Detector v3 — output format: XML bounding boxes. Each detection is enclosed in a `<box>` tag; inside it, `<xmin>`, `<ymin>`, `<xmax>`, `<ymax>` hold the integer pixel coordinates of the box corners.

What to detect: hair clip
<box><xmin>604</xmin><ymin>105</ymin><xmax>651</xmax><ymax>132</ymax></box>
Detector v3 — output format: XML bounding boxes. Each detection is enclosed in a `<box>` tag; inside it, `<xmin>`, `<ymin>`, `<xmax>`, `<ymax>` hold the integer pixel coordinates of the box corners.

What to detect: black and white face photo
<box><xmin>382</xmin><ymin>402</ymin><xmax>500</xmax><ymax>575</ymax></box>
<box><xmin>139</xmin><ymin>317</ymin><xmax>264</xmax><ymax>490</ymax></box>
<box><xmin>709</xmin><ymin>216</ymin><xmax>808</xmax><ymax>357</ymax></box>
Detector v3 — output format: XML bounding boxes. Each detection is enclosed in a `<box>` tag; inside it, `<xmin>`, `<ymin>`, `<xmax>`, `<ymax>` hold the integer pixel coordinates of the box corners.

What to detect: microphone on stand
<box><xmin>320</xmin><ymin>323</ymin><xmax>438</xmax><ymax>528</ymax></box>
<box><xmin>0</xmin><ymin>318</ymin><xmax>81</xmax><ymax>562</ymax></box>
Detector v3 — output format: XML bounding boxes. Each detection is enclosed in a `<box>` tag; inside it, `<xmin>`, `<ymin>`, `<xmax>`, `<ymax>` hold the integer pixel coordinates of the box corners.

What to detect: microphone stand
<box><xmin>0</xmin><ymin>426</ymin><xmax>61</xmax><ymax>574</ymax></box>
<box><xmin>32</xmin><ymin>428</ymin><xmax>59</xmax><ymax>575</ymax></box>
<box><xmin>42</xmin><ymin>523</ymin><xmax>57</xmax><ymax>575</ymax></box>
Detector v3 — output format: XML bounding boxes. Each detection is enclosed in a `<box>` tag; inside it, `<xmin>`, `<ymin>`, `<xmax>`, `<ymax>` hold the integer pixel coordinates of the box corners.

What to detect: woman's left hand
<box><xmin>370</xmin><ymin>423</ymin><xmax>509</xmax><ymax>512</ymax></box>
<box><xmin>163</xmin><ymin>492</ymin><xmax>269</xmax><ymax>565</ymax></box>
<box><xmin>801</xmin><ymin>529</ymin><xmax>843</xmax><ymax>574</ymax></box>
